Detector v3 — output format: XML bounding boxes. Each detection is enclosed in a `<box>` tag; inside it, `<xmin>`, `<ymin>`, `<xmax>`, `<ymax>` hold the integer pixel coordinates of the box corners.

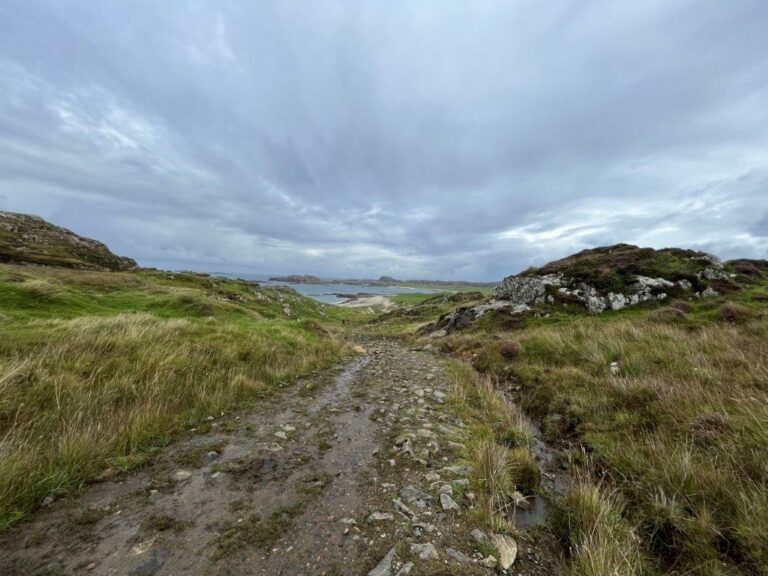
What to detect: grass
<box><xmin>376</xmin><ymin>266</ymin><xmax>768</xmax><ymax>575</ymax></box>
<box><xmin>446</xmin><ymin>361</ymin><xmax>539</xmax><ymax>529</ymax></box>
<box><xmin>432</xmin><ymin>293</ymin><xmax>768</xmax><ymax>574</ymax></box>
<box><xmin>0</xmin><ymin>264</ymin><xmax>354</xmax><ymax>529</ymax></box>
<box><xmin>209</xmin><ymin>502</ymin><xmax>304</xmax><ymax>561</ymax></box>
<box><xmin>550</xmin><ymin>476</ymin><xmax>644</xmax><ymax>576</ymax></box>
<box><xmin>521</xmin><ymin>243</ymin><xmax>718</xmax><ymax>294</ymax></box>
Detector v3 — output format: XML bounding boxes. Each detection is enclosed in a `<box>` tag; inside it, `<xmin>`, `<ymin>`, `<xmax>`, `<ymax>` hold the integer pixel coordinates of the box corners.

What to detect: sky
<box><xmin>1</xmin><ymin>1</ymin><xmax>767</xmax><ymax>280</ymax></box>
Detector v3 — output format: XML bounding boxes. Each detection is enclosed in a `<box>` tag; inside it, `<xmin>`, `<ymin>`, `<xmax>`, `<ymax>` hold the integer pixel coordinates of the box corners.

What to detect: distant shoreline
<box><xmin>337</xmin><ymin>293</ymin><xmax>394</xmax><ymax>309</ymax></box>
<box><xmin>268</xmin><ymin>275</ymin><xmax>495</xmax><ymax>289</ymax></box>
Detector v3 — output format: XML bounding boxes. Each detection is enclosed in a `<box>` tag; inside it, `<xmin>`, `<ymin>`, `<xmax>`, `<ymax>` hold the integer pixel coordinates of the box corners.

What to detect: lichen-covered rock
<box><xmin>491</xmin><ymin>273</ymin><xmax>562</xmax><ymax>303</ymax></box>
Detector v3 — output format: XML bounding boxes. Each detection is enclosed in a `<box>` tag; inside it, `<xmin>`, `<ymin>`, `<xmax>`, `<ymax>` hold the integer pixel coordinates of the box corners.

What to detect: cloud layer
<box><xmin>2</xmin><ymin>1</ymin><xmax>767</xmax><ymax>279</ymax></box>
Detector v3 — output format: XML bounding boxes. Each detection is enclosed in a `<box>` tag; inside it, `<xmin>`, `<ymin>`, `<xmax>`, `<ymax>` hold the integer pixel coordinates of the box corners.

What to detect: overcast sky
<box><xmin>1</xmin><ymin>1</ymin><xmax>767</xmax><ymax>280</ymax></box>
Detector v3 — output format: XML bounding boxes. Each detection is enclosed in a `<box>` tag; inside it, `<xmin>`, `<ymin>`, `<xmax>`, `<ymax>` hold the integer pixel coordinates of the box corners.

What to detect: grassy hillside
<box><xmin>520</xmin><ymin>243</ymin><xmax>720</xmax><ymax>293</ymax></box>
<box><xmin>0</xmin><ymin>211</ymin><xmax>137</xmax><ymax>271</ymax></box>
<box><xmin>0</xmin><ymin>265</ymin><xmax>360</xmax><ymax>528</ymax></box>
<box><xmin>379</xmin><ymin>262</ymin><xmax>768</xmax><ymax>575</ymax></box>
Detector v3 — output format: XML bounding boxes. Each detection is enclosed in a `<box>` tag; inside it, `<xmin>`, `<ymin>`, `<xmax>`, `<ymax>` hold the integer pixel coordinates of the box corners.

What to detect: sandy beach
<box><xmin>338</xmin><ymin>294</ymin><xmax>394</xmax><ymax>310</ymax></box>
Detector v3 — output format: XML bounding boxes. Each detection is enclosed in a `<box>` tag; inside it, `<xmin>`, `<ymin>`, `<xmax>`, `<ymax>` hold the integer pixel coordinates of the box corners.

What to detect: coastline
<box><xmin>337</xmin><ymin>293</ymin><xmax>394</xmax><ymax>310</ymax></box>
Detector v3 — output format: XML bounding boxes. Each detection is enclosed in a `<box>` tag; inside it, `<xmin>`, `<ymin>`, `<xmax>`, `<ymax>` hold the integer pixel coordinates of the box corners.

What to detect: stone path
<box><xmin>0</xmin><ymin>338</ymin><xmax>560</xmax><ymax>575</ymax></box>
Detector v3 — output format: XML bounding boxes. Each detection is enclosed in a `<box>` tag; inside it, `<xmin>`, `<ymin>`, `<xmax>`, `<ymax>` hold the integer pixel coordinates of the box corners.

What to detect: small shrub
<box><xmin>733</xmin><ymin>261</ymin><xmax>762</xmax><ymax>276</ymax></box>
<box><xmin>688</xmin><ymin>411</ymin><xmax>730</xmax><ymax>445</ymax></box>
<box><xmin>716</xmin><ymin>303</ymin><xmax>752</xmax><ymax>324</ymax></box>
<box><xmin>669</xmin><ymin>300</ymin><xmax>692</xmax><ymax>313</ymax></box>
<box><xmin>650</xmin><ymin>307</ymin><xmax>686</xmax><ymax>323</ymax></box>
<box><xmin>499</xmin><ymin>340</ymin><xmax>520</xmax><ymax>359</ymax></box>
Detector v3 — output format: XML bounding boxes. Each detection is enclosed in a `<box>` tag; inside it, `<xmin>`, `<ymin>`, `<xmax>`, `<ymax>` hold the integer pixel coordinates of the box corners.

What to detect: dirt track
<box><xmin>1</xmin><ymin>338</ymin><xmax>560</xmax><ymax>576</ymax></box>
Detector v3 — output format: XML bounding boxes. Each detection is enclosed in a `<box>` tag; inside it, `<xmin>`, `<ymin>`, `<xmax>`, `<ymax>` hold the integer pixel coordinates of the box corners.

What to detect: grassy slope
<box><xmin>521</xmin><ymin>243</ymin><xmax>717</xmax><ymax>293</ymax></box>
<box><xmin>378</xmin><ymin>271</ymin><xmax>768</xmax><ymax>575</ymax></box>
<box><xmin>0</xmin><ymin>265</ymin><xmax>362</xmax><ymax>528</ymax></box>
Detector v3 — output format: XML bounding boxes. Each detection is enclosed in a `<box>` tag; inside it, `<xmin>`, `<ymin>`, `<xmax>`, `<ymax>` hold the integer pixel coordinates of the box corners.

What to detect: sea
<box><xmin>240</xmin><ymin>275</ymin><xmax>440</xmax><ymax>305</ymax></box>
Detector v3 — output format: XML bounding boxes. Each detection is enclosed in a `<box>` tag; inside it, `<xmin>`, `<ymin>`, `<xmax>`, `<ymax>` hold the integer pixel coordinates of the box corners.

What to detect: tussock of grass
<box><xmin>447</xmin><ymin>362</ymin><xmax>538</xmax><ymax>525</ymax></box>
<box><xmin>551</xmin><ymin>477</ymin><xmax>644</xmax><ymax>576</ymax></box>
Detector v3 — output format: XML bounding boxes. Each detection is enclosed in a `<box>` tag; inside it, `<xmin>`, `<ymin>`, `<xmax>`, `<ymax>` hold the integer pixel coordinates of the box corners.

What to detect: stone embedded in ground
<box><xmin>204</xmin><ymin>451</ymin><xmax>219</xmax><ymax>462</ymax></box>
<box><xmin>411</xmin><ymin>521</ymin><xmax>436</xmax><ymax>535</ymax></box>
<box><xmin>471</xmin><ymin>528</ymin><xmax>488</xmax><ymax>543</ymax></box>
<box><xmin>446</xmin><ymin>548</ymin><xmax>472</xmax><ymax>564</ymax></box>
<box><xmin>490</xmin><ymin>533</ymin><xmax>518</xmax><ymax>569</ymax></box>
<box><xmin>424</xmin><ymin>471</ymin><xmax>440</xmax><ymax>482</ymax></box>
<box><xmin>283</xmin><ymin>424</ymin><xmax>296</xmax><ymax>432</ymax></box>
<box><xmin>411</xmin><ymin>542</ymin><xmax>439</xmax><ymax>561</ymax></box>
<box><xmin>438</xmin><ymin>484</ymin><xmax>453</xmax><ymax>496</ymax></box>
<box><xmin>394</xmin><ymin>562</ymin><xmax>414</xmax><ymax>576</ymax></box>
<box><xmin>274</xmin><ymin>430</ymin><xmax>288</xmax><ymax>439</ymax></box>
<box><xmin>440</xmin><ymin>493</ymin><xmax>460</xmax><ymax>511</ymax></box>
<box><xmin>367</xmin><ymin>511</ymin><xmax>394</xmax><ymax>523</ymax></box>
<box><xmin>447</xmin><ymin>441</ymin><xmax>467</xmax><ymax>452</ymax></box>
<box><xmin>480</xmin><ymin>555</ymin><xmax>498</xmax><ymax>568</ymax></box>
<box><xmin>442</xmin><ymin>465</ymin><xmax>472</xmax><ymax>475</ymax></box>
<box><xmin>393</xmin><ymin>498</ymin><xmax>418</xmax><ymax>521</ymax></box>
<box><xmin>400</xmin><ymin>485</ymin><xmax>432</xmax><ymax>507</ymax></box>
<box><xmin>367</xmin><ymin>546</ymin><xmax>397</xmax><ymax>576</ymax></box>
<box><xmin>173</xmin><ymin>470</ymin><xmax>192</xmax><ymax>481</ymax></box>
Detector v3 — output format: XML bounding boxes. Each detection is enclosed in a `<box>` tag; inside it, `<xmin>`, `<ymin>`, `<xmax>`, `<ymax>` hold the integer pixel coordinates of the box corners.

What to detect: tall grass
<box><xmin>551</xmin><ymin>477</ymin><xmax>644</xmax><ymax>576</ymax></box>
<box><xmin>447</xmin><ymin>362</ymin><xmax>539</xmax><ymax>526</ymax></box>
<box><xmin>0</xmin><ymin>313</ymin><xmax>341</xmax><ymax>528</ymax></box>
<box><xmin>442</xmin><ymin>311</ymin><xmax>768</xmax><ymax>574</ymax></box>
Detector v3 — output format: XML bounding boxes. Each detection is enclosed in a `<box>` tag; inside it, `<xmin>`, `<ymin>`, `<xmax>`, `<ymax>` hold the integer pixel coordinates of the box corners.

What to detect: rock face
<box><xmin>0</xmin><ymin>211</ymin><xmax>137</xmax><ymax>271</ymax></box>
<box><xmin>423</xmin><ymin>244</ymin><xmax>732</xmax><ymax>335</ymax></box>
<box><xmin>491</xmin><ymin>244</ymin><xmax>727</xmax><ymax>314</ymax></box>
<box><xmin>491</xmin><ymin>273</ymin><xmax>562</xmax><ymax>302</ymax></box>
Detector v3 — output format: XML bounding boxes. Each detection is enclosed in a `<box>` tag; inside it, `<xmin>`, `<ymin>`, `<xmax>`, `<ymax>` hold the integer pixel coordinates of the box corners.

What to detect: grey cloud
<box><xmin>1</xmin><ymin>0</ymin><xmax>767</xmax><ymax>280</ymax></box>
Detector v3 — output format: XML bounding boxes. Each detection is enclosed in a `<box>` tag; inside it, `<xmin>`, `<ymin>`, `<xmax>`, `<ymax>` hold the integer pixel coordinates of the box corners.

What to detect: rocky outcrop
<box><xmin>491</xmin><ymin>246</ymin><xmax>729</xmax><ymax>314</ymax></box>
<box><xmin>422</xmin><ymin>299</ymin><xmax>529</xmax><ymax>336</ymax></box>
<box><xmin>491</xmin><ymin>273</ymin><xmax>562</xmax><ymax>303</ymax></box>
<box><xmin>0</xmin><ymin>211</ymin><xmax>137</xmax><ymax>271</ymax></box>
<box><xmin>425</xmin><ymin>245</ymin><xmax>731</xmax><ymax>334</ymax></box>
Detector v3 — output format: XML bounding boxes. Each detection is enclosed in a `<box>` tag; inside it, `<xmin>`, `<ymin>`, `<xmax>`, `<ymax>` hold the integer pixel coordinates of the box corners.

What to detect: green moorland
<box><xmin>377</xmin><ymin>262</ymin><xmax>768</xmax><ymax>576</ymax></box>
<box><xmin>0</xmin><ymin>264</ymin><xmax>362</xmax><ymax>528</ymax></box>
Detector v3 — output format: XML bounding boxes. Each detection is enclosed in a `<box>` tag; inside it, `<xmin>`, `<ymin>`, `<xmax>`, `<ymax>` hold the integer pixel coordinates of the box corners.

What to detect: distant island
<box><xmin>268</xmin><ymin>274</ymin><xmax>324</xmax><ymax>283</ymax></box>
<box><xmin>269</xmin><ymin>274</ymin><xmax>496</xmax><ymax>289</ymax></box>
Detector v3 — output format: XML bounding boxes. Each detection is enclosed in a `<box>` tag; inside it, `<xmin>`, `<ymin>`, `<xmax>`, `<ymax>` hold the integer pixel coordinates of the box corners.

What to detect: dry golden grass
<box><xmin>0</xmin><ymin>313</ymin><xmax>341</xmax><ymax>527</ymax></box>
<box><xmin>447</xmin><ymin>362</ymin><xmax>539</xmax><ymax>528</ymax></box>
<box><xmin>551</xmin><ymin>477</ymin><xmax>644</xmax><ymax>576</ymax></box>
<box><xmin>446</xmin><ymin>312</ymin><xmax>768</xmax><ymax>575</ymax></box>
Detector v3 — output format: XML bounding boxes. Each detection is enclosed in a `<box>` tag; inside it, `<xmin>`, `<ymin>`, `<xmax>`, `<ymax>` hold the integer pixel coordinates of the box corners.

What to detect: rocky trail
<box><xmin>1</xmin><ymin>338</ymin><xmax>560</xmax><ymax>576</ymax></box>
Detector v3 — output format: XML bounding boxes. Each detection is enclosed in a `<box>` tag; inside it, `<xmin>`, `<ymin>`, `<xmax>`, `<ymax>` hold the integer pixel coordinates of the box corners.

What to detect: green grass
<box><xmin>0</xmin><ymin>264</ymin><xmax>355</xmax><ymax>529</ymax></box>
<box><xmin>521</xmin><ymin>243</ymin><xmax>720</xmax><ymax>293</ymax></box>
<box><xmin>446</xmin><ymin>361</ymin><xmax>539</xmax><ymax>529</ymax></box>
<box><xmin>390</xmin><ymin>292</ymin><xmax>438</xmax><ymax>305</ymax></box>
<box><xmin>378</xmin><ymin>271</ymin><xmax>768</xmax><ymax>575</ymax></box>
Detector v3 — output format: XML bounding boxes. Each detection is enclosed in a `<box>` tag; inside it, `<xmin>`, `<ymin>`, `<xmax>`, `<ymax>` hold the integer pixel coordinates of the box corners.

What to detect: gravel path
<box><xmin>1</xmin><ymin>338</ymin><xmax>560</xmax><ymax>576</ymax></box>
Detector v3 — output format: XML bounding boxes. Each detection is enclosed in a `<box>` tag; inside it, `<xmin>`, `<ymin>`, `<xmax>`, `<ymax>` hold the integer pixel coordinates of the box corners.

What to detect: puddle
<box><xmin>511</xmin><ymin>494</ymin><xmax>548</xmax><ymax>529</ymax></box>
